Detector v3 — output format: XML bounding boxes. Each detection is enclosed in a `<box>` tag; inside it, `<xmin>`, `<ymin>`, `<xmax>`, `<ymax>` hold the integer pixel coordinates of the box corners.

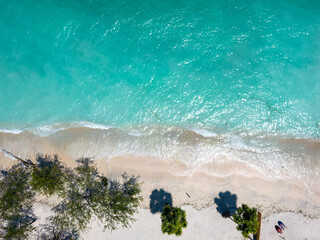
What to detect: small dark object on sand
<box><xmin>275</xmin><ymin>225</ymin><xmax>282</xmax><ymax>234</ymax></box>
<box><xmin>278</xmin><ymin>221</ymin><xmax>287</xmax><ymax>230</ymax></box>
<box><xmin>186</xmin><ymin>192</ymin><xmax>190</xmax><ymax>198</ymax></box>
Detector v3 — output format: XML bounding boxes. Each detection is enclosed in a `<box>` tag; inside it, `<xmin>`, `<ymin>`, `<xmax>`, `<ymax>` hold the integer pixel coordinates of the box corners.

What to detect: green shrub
<box><xmin>161</xmin><ymin>205</ymin><xmax>187</xmax><ymax>236</ymax></box>
<box><xmin>232</xmin><ymin>204</ymin><xmax>259</xmax><ymax>238</ymax></box>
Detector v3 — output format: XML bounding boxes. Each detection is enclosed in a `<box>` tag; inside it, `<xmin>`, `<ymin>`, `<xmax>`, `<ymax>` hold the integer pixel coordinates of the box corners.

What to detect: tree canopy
<box><xmin>161</xmin><ymin>205</ymin><xmax>187</xmax><ymax>236</ymax></box>
<box><xmin>30</xmin><ymin>154</ymin><xmax>68</xmax><ymax>196</ymax></box>
<box><xmin>0</xmin><ymin>165</ymin><xmax>36</xmax><ymax>240</ymax></box>
<box><xmin>232</xmin><ymin>204</ymin><xmax>259</xmax><ymax>238</ymax></box>
<box><xmin>0</xmin><ymin>152</ymin><xmax>143</xmax><ymax>239</ymax></box>
<box><xmin>50</xmin><ymin>158</ymin><xmax>143</xmax><ymax>232</ymax></box>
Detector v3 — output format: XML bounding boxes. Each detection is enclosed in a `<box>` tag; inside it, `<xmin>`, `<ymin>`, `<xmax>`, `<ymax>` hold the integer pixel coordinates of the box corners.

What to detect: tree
<box><xmin>51</xmin><ymin>158</ymin><xmax>143</xmax><ymax>232</ymax></box>
<box><xmin>161</xmin><ymin>205</ymin><xmax>187</xmax><ymax>236</ymax></box>
<box><xmin>0</xmin><ymin>165</ymin><xmax>37</xmax><ymax>240</ymax></box>
<box><xmin>232</xmin><ymin>204</ymin><xmax>259</xmax><ymax>238</ymax></box>
<box><xmin>0</xmin><ymin>151</ymin><xmax>143</xmax><ymax>238</ymax></box>
<box><xmin>1</xmin><ymin>150</ymin><xmax>68</xmax><ymax>197</ymax></box>
<box><xmin>0</xmin><ymin>151</ymin><xmax>69</xmax><ymax>239</ymax></box>
<box><xmin>94</xmin><ymin>171</ymin><xmax>143</xmax><ymax>230</ymax></box>
<box><xmin>30</xmin><ymin>154</ymin><xmax>68</xmax><ymax>196</ymax></box>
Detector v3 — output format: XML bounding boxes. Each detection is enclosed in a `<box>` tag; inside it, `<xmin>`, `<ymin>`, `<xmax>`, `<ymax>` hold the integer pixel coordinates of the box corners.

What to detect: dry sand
<box><xmin>83</xmin><ymin>207</ymin><xmax>320</xmax><ymax>240</ymax></box>
<box><xmin>33</xmin><ymin>202</ymin><xmax>320</xmax><ymax>240</ymax></box>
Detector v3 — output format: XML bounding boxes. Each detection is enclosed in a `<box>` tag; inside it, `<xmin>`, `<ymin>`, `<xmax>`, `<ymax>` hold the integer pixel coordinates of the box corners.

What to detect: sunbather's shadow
<box><xmin>214</xmin><ymin>191</ymin><xmax>237</xmax><ymax>218</ymax></box>
<box><xmin>149</xmin><ymin>189</ymin><xmax>172</xmax><ymax>214</ymax></box>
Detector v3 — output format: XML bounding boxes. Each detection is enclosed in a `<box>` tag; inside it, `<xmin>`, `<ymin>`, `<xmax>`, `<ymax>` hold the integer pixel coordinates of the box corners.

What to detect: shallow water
<box><xmin>1</xmin><ymin>0</ymin><xmax>319</xmax><ymax>137</ymax></box>
<box><xmin>0</xmin><ymin>0</ymin><xmax>319</xmax><ymax>191</ymax></box>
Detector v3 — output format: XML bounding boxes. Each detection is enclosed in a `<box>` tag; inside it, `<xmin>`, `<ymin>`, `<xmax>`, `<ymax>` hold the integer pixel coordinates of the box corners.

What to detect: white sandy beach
<box><xmin>1</xmin><ymin>130</ymin><xmax>320</xmax><ymax>239</ymax></box>
<box><xmin>32</xmin><ymin>202</ymin><xmax>320</xmax><ymax>240</ymax></box>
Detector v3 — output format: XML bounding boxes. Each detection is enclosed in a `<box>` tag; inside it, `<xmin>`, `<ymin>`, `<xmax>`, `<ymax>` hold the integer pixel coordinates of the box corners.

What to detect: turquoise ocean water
<box><xmin>0</xmin><ymin>0</ymin><xmax>319</xmax><ymax>188</ymax></box>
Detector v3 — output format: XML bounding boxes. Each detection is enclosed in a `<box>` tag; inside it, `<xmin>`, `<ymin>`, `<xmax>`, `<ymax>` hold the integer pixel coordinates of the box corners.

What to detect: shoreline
<box><xmin>1</xmin><ymin>121</ymin><xmax>319</xmax><ymax>139</ymax></box>
<box><xmin>2</xmin><ymin>150</ymin><xmax>319</xmax><ymax>218</ymax></box>
<box><xmin>103</xmin><ymin>155</ymin><xmax>320</xmax><ymax>218</ymax></box>
<box><xmin>1</xmin><ymin>126</ymin><xmax>319</xmax><ymax>208</ymax></box>
<box><xmin>0</xmin><ymin>127</ymin><xmax>319</xmax><ymax>218</ymax></box>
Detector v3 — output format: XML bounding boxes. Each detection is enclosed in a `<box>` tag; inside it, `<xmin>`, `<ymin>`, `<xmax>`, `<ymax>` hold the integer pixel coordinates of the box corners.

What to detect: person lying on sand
<box><xmin>278</xmin><ymin>221</ymin><xmax>287</xmax><ymax>230</ymax></box>
<box><xmin>275</xmin><ymin>225</ymin><xmax>283</xmax><ymax>234</ymax></box>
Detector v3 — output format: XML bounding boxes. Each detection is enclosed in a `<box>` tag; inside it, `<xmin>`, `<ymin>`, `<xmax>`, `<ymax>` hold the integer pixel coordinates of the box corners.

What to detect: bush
<box><xmin>232</xmin><ymin>204</ymin><xmax>259</xmax><ymax>238</ymax></box>
<box><xmin>161</xmin><ymin>205</ymin><xmax>187</xmax><ymax>236</ymax></box>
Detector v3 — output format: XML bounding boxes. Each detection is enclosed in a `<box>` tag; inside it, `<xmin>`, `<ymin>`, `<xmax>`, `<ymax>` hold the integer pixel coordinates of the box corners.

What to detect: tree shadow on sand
<box><xmin>36</xmin><ymin>223</ymin><xmax>80</xmax><ymax>240</ymax></box>
<box><xmin>149</xmin><ymin>189</ymin><xmax>172</xmax><ymax>214</ymax></box>
<box><xmin>214</xmin><ymin>191</ymin><xmax>237</xmax><ymax>218</ymax></box>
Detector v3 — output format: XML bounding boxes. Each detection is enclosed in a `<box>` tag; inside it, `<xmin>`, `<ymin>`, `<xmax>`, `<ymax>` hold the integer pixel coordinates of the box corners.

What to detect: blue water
<box><xmin>0</xmin><ymin>0</ymin><xmax>319</xmax><ymax>138</ymax></box>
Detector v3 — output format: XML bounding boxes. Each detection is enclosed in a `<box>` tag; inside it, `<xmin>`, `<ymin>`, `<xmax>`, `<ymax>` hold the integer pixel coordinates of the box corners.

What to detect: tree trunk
<box><xmin>0</xmin><ymin>149</ymin><xmax>35</xmax><ymax>167</ymax></box>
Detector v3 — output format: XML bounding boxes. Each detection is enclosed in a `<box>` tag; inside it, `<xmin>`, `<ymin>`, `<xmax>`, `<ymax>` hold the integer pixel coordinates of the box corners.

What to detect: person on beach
<box><xmin>275</xmin><ymin>225</ymin><xmax>283</xmax><ymax>234</ymax></box>
<box><xmin>278</xmin><ymin>221</ymin><xmax>287</xmax><ymax>230</ymax></box>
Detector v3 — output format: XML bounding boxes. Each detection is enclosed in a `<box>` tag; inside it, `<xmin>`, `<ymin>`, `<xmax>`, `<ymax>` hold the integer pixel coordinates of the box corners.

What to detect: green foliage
<box><xmin>0</xmin><ymin>153</ymin><xmax>143</xmax><ymax>239</ymax></box>
<box><xmin>161</xmin><ymin>205</ymin><xmax>187</xmax><ymax>236</ymax></box>
<box><xmin>232</xmin><ymin>204</ymin><xmax>259</xmax><ymax>238</ymax></box>
<box><xmin>95</xmin><ymin>172</ymin><xmax>143</xmax><ymax>230</ymax></box>
<box><xmin>0</xmin><ymin>165</ymin><xmax>36</xmax><ymax>240</ymax></box>
<box><xmin>30</xmin><ymin>154</ymin><xmax>68</xmax><ymax>196</ymax></box>
<box><xmin>51</xmin><ymin>158</ymin><xmax>143</xmax><ymax>232</ymax></box>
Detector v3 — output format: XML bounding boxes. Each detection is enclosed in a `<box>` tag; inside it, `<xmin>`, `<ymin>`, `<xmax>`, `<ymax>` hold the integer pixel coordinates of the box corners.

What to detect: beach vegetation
<box><xmin>0</xmin><ymin>164</ymin><xmax>37</xmax><ymax>240</ymax></box>
<box><xmin>30</xmin><ymin>154</ymin><xmax>68</xmax><ymax>196</ymax></box>
<box><xmin>50</xmin><ymin>158</ymin><xmax>143</xmax><ymax>232</ymax></box>
<box><xmin>232</xmin><ymin>204</ymin><xmax>259</xmax><ymax>238</ymax></box>
<box><xmin>161</xmin><ymin>204</ymin><xmax>187</xmax><ymax>236</ymax></box>
<box><xmin>0</xmin><ymin>151</ymin><xmax>143</xmax><ymax>239</ymax></box>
